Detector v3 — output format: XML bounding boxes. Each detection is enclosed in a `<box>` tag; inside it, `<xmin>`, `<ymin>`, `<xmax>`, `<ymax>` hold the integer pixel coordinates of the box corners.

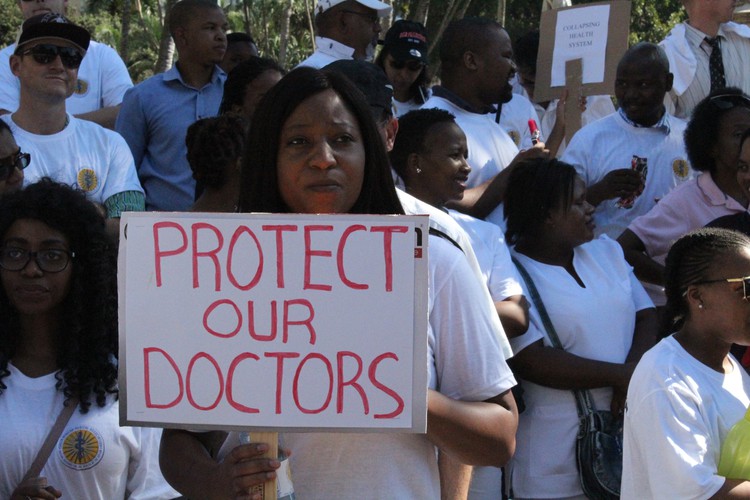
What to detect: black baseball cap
<box><xmin>324</xmin><ymin>59</ymin><xmax>394</xmax><ymax>118</ymax></box>
<box><xmin>380</xmin><ymin>20</ymin><xmax>428</xmax><ymax>64</ymax></box>
<box><xmin>16</xmin><ymin>13</ymin><xmax>91</xmax><ymax>54</ymax></box>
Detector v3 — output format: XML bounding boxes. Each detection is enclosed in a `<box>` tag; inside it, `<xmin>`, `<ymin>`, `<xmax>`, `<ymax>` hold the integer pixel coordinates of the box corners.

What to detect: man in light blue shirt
<box><xmin>116</xmin><ymin>0</ymin><xmax>228</xmax><ymax>211</ymax></box>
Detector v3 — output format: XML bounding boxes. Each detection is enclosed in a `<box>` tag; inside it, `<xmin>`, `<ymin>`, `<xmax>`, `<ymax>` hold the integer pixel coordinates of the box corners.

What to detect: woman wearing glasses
<box><xmin>375</xmin><ymin>20</ymin><xmax>431</xmax><ymax>117</ymax></box>
<box><xmin>0</xmin><ymin>120</ymin><xmax>28</xmax><ymax>195</ymax></box>
<box><xmin>618</xmin><ymin>88</ymin><xmax>750</xmax><ymax>323</ymax></box>
<box><xmin>622</xmin><ymin>227</ymin><xmax>750</xmax><ymax>499</ymax></box>
<box><xmin>0</xmin><ymin>180</ymin><xmax>176</xmax><ymax>499</ymax></box>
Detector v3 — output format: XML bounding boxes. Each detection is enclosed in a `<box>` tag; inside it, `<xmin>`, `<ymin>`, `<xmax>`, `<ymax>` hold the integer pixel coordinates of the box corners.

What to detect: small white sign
<box><xmin>552</xmin><ymin>4</ymin><xmax>611</xmax><ymax>86</ymax></box>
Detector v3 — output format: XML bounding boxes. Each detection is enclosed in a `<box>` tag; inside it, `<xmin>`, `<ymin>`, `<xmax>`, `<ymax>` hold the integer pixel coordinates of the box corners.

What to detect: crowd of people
<box><xmin>1</xmin><ymin>0</ymin><xmax>750</xmax><ymax>498</ymax></box>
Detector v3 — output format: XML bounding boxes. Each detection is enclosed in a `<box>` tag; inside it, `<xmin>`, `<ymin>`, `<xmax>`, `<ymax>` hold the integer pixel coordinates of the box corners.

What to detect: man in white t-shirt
<box><xmin>660</xmin><ymin>0</ymin><xmax>750</xmax><ymax>119</ymax></box>
<box><xmin>297</xmin><ymin>0</ymin><xmax>390</xmax><ymax>68</ymax></box>
<box><xmin>2</xmin><ymin>14</ymin><xmax>143</xmax><ymax>237</ymax></box>
<box><xmin>421</xmin><ymin>17</ymin><xmax>547</xmax><ymax>227</ymax></box>
<box><xmin>0</xmin><ymin>0</ymin><xmax>133</xmax><ymax>129</ymax></box>
<box><xmin>562</xmin><ymin>42</ymin><xmax>692</xmax><ymax>240</ymax></box>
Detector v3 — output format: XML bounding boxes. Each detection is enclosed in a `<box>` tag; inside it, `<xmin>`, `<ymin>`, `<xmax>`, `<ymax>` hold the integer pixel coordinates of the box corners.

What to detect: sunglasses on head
<box><xmin>709</xmin><ymin>94</ymin><xmax>750</xmax><ymax>110</ymax></box>
<box><xmin>0</xmin><ymin>149</ymin><xmax>30</xmax><ymax>181</ymax></box>
<box><xmin>692</xmin><ymin>275</ymin><xmax>750</xmax><ymax>301</ymax></box>
<box><xmin>388</xmin><ymin>59</ymin><xmax>424</xmax><ymax>72</ymax></box>
<box><xmin>20</xmin><ymin>44</ymin><xmax>83</xmax><ymax>69</ymax></box>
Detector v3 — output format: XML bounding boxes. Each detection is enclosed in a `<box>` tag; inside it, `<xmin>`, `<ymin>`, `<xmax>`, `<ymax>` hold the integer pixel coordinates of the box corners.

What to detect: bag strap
<box><xmin>22</xmin><ymin>397</ymin><xmax>79</xmax><ymax>482</ymax></box>
<box><xmin>511</xmin><ymin>256</ymin><xmax>596</xmax><ymax>417</ymax></box>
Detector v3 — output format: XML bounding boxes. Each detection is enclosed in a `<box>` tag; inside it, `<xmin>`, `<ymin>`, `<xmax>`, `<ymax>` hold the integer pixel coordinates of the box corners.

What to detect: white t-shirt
<box><xmin>0</xmin><ymin>40</ymin><xmax>133</xmax><ymax>114</ymax></box>
<box><xmin>448</xmin><ymin>209</ymin><xmax>522</xmax><ymax>302</ymax></box>
<box><xmin>622</xmin><ymin>336</ymin><xmax>750</xmax><ymax>500</ymax></box>
<box><xmin>421</xmin><ymin>95</ymin><xmax>519</xmax><ymax>189</ymax></box>
<box><xmin>498</xmin><ymin>93</ymin><xmax>540</xmax><ymax>151</ymax></box>
<box><xmin>561</xmin><ymin>111</ymin><xmax>692</xmax><ymax>239</ymax></box>
<box><xmin>218</xmin><ymin>235</ymin><xmax>517</xmax><ymax>499</ymax></box>
<box><xmin>1</xmin><ymin>114</ymin><xmax>143</xmax><ymax>204</ymax></box>
<box><xmin>0</xmin><ymin>364</ymin><xmax>178</xmax><ymax>499</ymax></box>
<box><xmin>507</xmin><ymin>236</ymin><xmax>653</xmax><ymax>498</ymax></box>
<box><xmin>296</xmin><ymin>37</ymin><xmax>356</xmax><ymax>69</ymax></box>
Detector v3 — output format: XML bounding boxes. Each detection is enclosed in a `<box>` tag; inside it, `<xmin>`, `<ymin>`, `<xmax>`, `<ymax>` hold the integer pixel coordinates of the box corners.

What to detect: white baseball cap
<box><xmin>316</xmin><ymin>0</ymin><xmax>391</xmax><ymax>16</ymax></box>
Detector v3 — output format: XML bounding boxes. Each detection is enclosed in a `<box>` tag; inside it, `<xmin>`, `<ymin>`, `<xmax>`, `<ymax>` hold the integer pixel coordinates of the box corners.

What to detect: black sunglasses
<box><xmin>709</xmin><ymin>94</ymin><xmax>750</xmax><ymax>110</ymax></box>
<box><xmin>20</xmin><ymin>44</ymin><xmax>84</xmax><ymax>70</ymax></box>
<box><xmin>388</xmin><ymin>59</ymin><xmax>425</xmax><ymax>72</ymax></box>
<box><xmin>0</xmin><ymin>149</ymin><xmax>30</xmax><ymax>181</ymax></box>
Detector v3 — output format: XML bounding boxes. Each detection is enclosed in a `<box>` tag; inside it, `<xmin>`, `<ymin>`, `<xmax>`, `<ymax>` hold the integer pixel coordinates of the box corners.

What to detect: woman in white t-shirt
<box><xmin>0</xmin><ymin>179</ymin><xmax>176</xmax><ymax>500</ymax></box>
<box><xmin>503</xmin><ymin>158</ymin><xmax>657</xmax><ymax>499</ymax></box>
<box><xmin>390</xmin><ymin>107</ymin><xmax>529</xmax><ymax>339</ymax></box>
<box><xmin>159</xmin><ymin>67</ymin><xmax>518</xmax><ymax>500</ymax></box>
<box><xmin>375</xmin><ymin>20</ymin><xmax>432</xmax><ymax>118</ymax></box>
<box><xmin>622</xmin><ymin>228</ymin><xmax>750</xmax><ymax>499</ymax></box>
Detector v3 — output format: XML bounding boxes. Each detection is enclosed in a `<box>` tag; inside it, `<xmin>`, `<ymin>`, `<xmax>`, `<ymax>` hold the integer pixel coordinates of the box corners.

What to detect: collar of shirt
<box><xmin>432</xmin><ymin>86</ymin><xmax>497</xmax><ymax>115</ymax></box>
<box><xmin>314</xmin><ymin>36</ymin><xmax>356</xmax><ymax>60</ymax></box>
<box><xmin>163</xmin><ymin>64</ymin><xmax>226</xmax><ymax>89</ymax></box>
<box><xmin>683</xmin><ymin>22</ymin><xmax>726</xmax><ymax>54</ymax></box>
<box><xmin>617</xmin><ymin>107</ymin><xmax>671</xmax><ymax>134</ymax></box>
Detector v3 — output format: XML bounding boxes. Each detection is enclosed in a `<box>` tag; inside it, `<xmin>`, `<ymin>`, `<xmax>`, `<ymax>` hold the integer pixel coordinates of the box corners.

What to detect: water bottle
<box><xmin>239</xmin><ymin>432</ymin><xmax>296</xmax><ymax>499</ymax></box>
<box><xmin>718</xmin><ymin>406</ymin><xmax>750</xmax><ymax>480</ymax></box>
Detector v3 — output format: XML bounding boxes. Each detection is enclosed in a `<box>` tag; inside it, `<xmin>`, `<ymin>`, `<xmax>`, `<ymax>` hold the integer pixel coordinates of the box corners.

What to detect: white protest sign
<box><xmin>118</xmin><ymin>212</ymin><xmax>429</xmax><ymax>433</ymax></box>
<box><xmin>551</xmin><ymin>4</ymin><xmax>610</xmax><ymax>86</ymax></box>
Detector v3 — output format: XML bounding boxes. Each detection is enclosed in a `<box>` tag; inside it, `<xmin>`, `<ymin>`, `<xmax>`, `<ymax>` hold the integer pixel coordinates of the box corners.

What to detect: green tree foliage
<box><xmin>0</xmin><ymin>0</ymin><xmax>688</xmax><ymax>83</ymax></box>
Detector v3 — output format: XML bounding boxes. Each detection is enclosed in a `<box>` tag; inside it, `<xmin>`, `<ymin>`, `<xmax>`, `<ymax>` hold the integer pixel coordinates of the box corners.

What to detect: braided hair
<box><xmin>663</xmin><ymin>227</ymin><xmax>750</xmax><ymax>334</ymax></box>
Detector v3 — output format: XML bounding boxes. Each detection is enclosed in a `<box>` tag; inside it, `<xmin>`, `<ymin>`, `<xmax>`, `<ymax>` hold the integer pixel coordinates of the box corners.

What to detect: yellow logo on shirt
<box><xmin>673</xmin><ymin>159</ymin><xmax>689</xmax><ymax>179</ymax></box>
<box><xmin>58</xmin><ymin>426</ymin><xmax>104</xmax><ymax>470</ymax></box>
<box><xmin>74</xmin><ymin>79</ymin><xmax>89</xmax><ymax>96</ymax></box>
<box><xmin>507</xmin><ymin>130</ymin><xmax>521</xmax><ymax>146</ymax></box>
<box><xmin>77</xmin><ymin>168</ymin><xmax>98</xmax><ymax>192</ymax></box>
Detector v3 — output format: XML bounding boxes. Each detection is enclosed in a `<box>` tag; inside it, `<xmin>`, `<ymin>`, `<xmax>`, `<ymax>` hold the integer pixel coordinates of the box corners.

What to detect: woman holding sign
<box><xmin>160</xmin><ymin>67</ymin><xmax>519</xmax><ymax>499</ymax></box>
<box><xmin>0</xmin><ymin>180</ymin><xmax>177</xmax><ymax>500</ymax></box>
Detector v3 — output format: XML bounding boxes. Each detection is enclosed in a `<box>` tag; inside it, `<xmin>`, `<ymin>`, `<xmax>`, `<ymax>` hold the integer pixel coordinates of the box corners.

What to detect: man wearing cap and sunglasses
<box><xmin>0</xmin><ymin>120</ymin><xmax>29</xmax><ymax>196</ymax></box>
<box><xmin>297</xmin><ymin>0</ymin><xmax>390</xmax><ymax>69</ymax></box>
<box><xmin>1</xmin><ymin>13</ymin><xmax>144</xmax><ymax>237</ymax></box>
<box><xmin>0</xmin><ymin>0</ymin><xmax>132</xmax><ymax>129</ymax></box>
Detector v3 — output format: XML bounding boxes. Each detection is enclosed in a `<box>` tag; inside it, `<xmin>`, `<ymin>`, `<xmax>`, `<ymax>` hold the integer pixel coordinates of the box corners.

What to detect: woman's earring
<box><xmin>415</xmin><ymin>168</ymin><xmax>422</xmax><ymax>174</ymax></box>
<box><xmin>698</xmin><ymin>303</ymin><xmax>704</xmax><ymax>309</ymax></box>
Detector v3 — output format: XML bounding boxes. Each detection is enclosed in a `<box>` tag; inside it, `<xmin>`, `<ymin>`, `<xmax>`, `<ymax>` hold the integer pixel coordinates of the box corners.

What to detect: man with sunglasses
<box><xmin>660</xmin><ymin>0</ymin><xmax>750</xmax><ymax>119</ymax></box>
<box><xmin>0</xmin><ymin>0</ymin><xmax>132</xmax><ymax>129</ymax></box>
<box><xmin>0</xmin><ymin>121</ymin><xmax>28</xmax><ymax>196</ymax></box>
<box><xmin>297</xmin><ymin>0</ymin><xmax>390</xmax><ymax>69</ymax></box>
<box><xmin>1</xmin><ymin>13</ymin><xmax>144</xmax><ymax>237</ymax></box>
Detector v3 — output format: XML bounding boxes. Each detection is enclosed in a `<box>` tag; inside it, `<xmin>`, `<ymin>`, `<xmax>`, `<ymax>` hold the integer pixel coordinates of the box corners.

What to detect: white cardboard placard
<box><xmin>118</xmin><ymin>212</ymin><xmax>429</xmax><ymax>433</ymax></box>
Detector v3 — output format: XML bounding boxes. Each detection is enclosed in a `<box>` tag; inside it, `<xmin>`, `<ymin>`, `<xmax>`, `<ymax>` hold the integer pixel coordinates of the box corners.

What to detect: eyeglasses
<box><xmin>20</xmin><ymin>44</ymin><xmax>84</xmax><ymax>70</ymax></box>
<box><xmin>340</xmin><ymin>9</ymin><xmax>379</xmax><ymax>24</ymax></box>
<box><xmin>0</xmin><ymin>149</ymin><xmax>30</xmax><ymax>181</ymax></box>
<box><xmin>709</xmin><ymin>94</ymin><xmax>750</xmax><ymax>110</ymax></box>
<box><xmin>0</xmin><ymin>247</ymin><xmax>75</xmax><ymax>273</ymax></box>
<box><xmin>388</xmin><ymin>59</ymin><xmax>425</xmax><ymax>72</ymax></box>
<box><xmin>692</xmin><ymin>275</ymin><xmax>750</xmax><ymax>301</ymax></box>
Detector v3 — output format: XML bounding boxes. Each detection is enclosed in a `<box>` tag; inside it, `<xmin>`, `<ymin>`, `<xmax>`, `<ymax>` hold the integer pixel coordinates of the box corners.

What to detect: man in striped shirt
<box><xmin>660</xmin><ymin>0</ymin><xmax>750</xmax><ymax>118</ymax></box>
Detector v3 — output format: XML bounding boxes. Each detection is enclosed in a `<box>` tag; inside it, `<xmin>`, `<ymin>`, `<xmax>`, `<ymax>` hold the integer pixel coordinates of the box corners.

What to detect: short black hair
<box><xmin>504</xmin><ymin>157</ymin><xmax>578</xmax><ymax>246</ymax></box>
<box><xmin>439</xmin><ymin>17</ymin><xmax>503</xmax><ymax>70</ymax></box>
<box><xmin>389</xmin><ymin>108</ymin><xmax>456</xmax><ymax>181</ymax></box>
<box><xmin>663</xmin><ymin>227</ymin><xmax>750</xmax><ymax>332</ymax></box>
<box><xmin>514</xmin><ymin>30</ymin><xmax>539</xmax><ymax>72</ymax></box>
<box><xmin>227</xmin><ymin>31</ymin><xmax>255</xmax><ymax>45</ymax></box>
<box><xmin>186</xmin><ymin>114</ymin><xmax>246</xmax><ymax>189</ymax></box>
<box><xmin>685</xmin><ymin>87</ymin><xmax>750</xmax><ymax>173</ymax></box>
<box><xmin>169</xmin><ymin>0</ymin><xmax>222</xmax><ymax>37</ymax></box>
<box><xmin>220</xmin><ymin>56</ymin><xmax>285</xmax><ymax>115</ymax></box>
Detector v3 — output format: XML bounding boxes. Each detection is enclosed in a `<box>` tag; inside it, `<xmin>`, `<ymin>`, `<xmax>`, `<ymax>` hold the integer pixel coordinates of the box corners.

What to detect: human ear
<box><xmin>463</xmin><ymin>51</ymin><xmax>478</xmax><ymax>71</ymax></box>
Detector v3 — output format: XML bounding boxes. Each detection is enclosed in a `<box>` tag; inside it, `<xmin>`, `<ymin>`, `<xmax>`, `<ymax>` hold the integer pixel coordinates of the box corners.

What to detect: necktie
<box><xmin>706</xmin><ymin>36</ymin><xmax>726</xmax><ymax>92</ymax></box>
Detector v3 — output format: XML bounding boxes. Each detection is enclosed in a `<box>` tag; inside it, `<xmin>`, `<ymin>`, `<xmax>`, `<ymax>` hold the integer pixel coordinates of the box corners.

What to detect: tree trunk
<box><xmin>412</xmin><ymin>0</ymin><xmax>430</xmax><ymax>25</ymax></box>
<box><xmin>242</xmin><ymin>0</ymin><xmax>252</xmax><ymax>36</ymax></box>
<box><xmin>120</xmin><ymin>0</ymin><xmax>131</xmax><ymax>63</ymax></box>
<box><xmin>304</xmin><ymin>0</ymin><xmax>316</xmax><ymax>51</ymax></box>
<box><xmin>497</xmin><ymin>0</ymin><xmax>506</xmax><ymax>26</ymax></box>
<box><xmin>154</xmin><ymin>0</ymin><xmax>176</xmax><ymax>74</ymax></box>
<box><xmin>278</xmin><ymin>0</ymin><xmax>293</xmax><ymax>66</ymax></box>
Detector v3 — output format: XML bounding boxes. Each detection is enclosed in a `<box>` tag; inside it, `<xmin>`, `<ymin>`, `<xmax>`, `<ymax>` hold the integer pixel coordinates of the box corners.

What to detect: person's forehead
<box><xmin>616</xmin><ymin>58</ymin><xmax>665</xmax><ymax>79</ymax></box>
